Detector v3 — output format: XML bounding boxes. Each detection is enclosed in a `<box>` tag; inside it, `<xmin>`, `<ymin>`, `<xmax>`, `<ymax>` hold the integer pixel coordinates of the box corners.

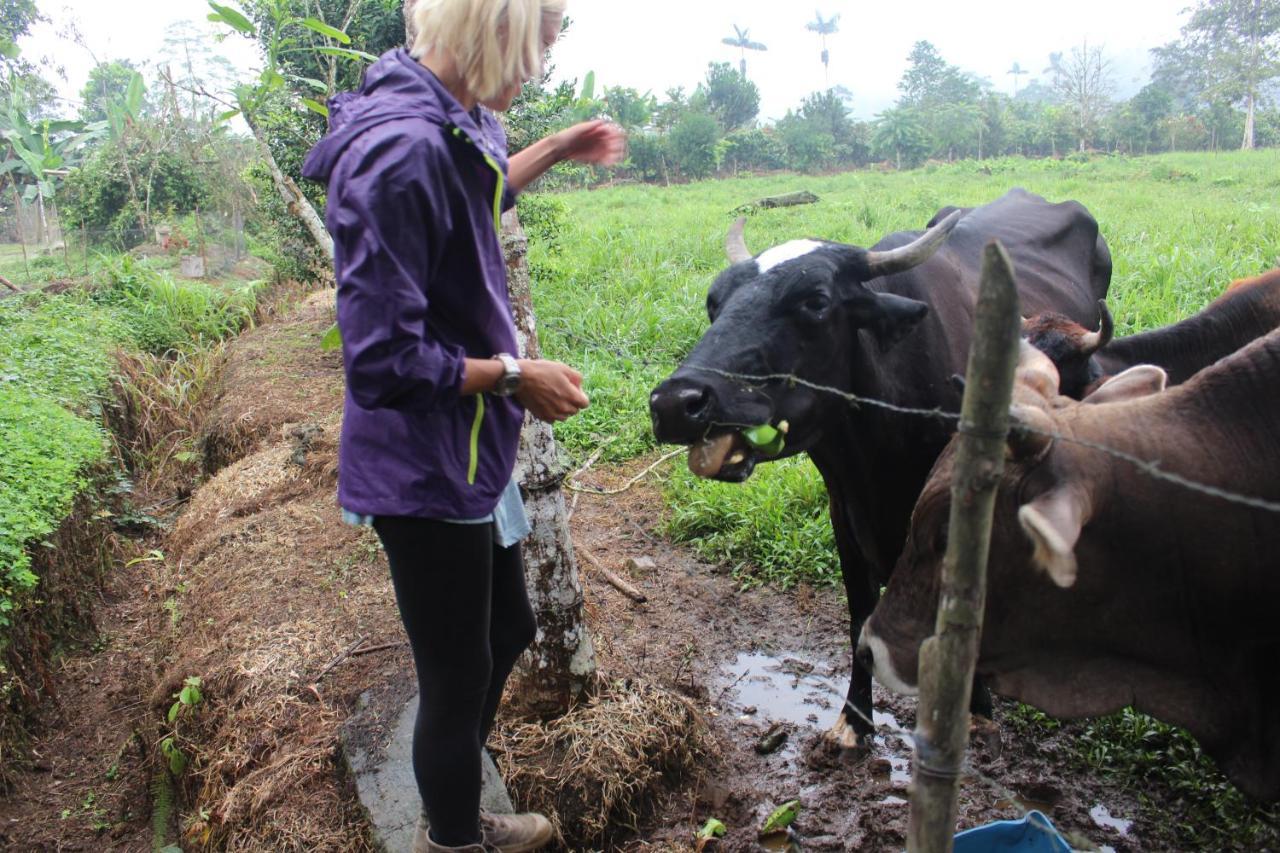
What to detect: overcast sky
<box><xmin>22</xmin><ymin>0</ymin><xmax>1192</xmax><ymax>121</ymax></box>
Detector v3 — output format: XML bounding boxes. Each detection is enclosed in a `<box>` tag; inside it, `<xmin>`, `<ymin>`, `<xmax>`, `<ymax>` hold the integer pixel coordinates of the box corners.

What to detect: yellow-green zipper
<box><xmin>467</xmin><ymin>394</ymin><xmax>485</xmax><ymax>485</ymax></box>
<box><xmin>450</xmin><ymin>124</ymin><xmax>506</xmax><ymax>486</ymax></box>
<box><xmin>450</xmin><ymin>126</ymin><xmax>505</xmax><ymax>233</ymax></box>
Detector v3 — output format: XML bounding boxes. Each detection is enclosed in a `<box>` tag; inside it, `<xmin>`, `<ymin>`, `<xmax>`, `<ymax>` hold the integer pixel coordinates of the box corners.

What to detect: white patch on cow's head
<box><xmin>857</xmin><ymin>624</ymin><xmax>919</xmax><ymax>697</ymax></box>
<box><xmin>756</xmin><ymin>239</ymin><xmax>824</xmax><ymax>274</ymax></box>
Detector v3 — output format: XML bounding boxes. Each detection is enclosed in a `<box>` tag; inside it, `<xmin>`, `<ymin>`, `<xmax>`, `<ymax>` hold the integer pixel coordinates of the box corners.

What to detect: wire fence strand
<box><xmin>683</xmin><ymin>365</ymin><xmax>1280</xmax><ymax>514</ymax></box>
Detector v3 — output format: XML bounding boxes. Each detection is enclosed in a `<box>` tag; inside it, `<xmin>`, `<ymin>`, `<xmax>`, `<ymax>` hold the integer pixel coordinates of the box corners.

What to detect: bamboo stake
<box><xmin>907</xmin><ymin>240</ymin><xmax>1021</xmax><ymax>853</ymax></box>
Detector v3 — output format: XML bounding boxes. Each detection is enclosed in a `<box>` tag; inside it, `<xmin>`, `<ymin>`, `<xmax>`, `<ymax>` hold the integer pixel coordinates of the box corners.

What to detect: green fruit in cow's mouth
<box><xmin>742</xmin><ymin>423</ymin><xmax>785</xmax><ymax>457</ymax></box>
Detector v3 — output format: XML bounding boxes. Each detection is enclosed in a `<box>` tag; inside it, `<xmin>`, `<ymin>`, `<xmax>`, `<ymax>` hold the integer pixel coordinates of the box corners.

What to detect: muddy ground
<box><xmin>0</xmin><ymin>287</ymin><xmax>1218</xmax><ymax>851</ymax></box>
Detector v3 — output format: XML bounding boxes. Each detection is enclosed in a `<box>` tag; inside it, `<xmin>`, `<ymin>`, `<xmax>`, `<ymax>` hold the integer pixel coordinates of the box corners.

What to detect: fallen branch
<box><xmin>349</xmin><ymin>639</ymin><xmax>407</xmax><ymax>658</ymax></box>
<box><xmin>574</xmin><ymin>540</ymin><xmax>647</xmax><ymax>603</ymax></box>
<box><xmin>313</xmin><ymin>635</ymin><xmax>369</xmax><ymax>683</ymax></box>
<box><xmin>566</xmin><ymin>447</ymin><xmax>684</xmax><ymax>495</ymax></box>
<box><xmin>732</xmin><ymin>190</ymin><xmax>819</xmax><ymax>215</ymax></box>
<box><xmin>0</xmin><ymin>273</ymin><xmax>18</xmax><ymax>292</ymax></box>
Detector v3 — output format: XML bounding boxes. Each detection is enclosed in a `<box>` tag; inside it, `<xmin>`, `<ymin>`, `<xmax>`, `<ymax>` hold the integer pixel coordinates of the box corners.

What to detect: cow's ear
<box><xmin>869</xmin><ymin>292</ymin><xmax>929</xmax><ymax>352</ymax></box>
<box><xmin>1017</xmin><ymin>483</ymin><xmax>1091</xmax><ymax>588</ymax></box>
<box><xmin>1082</xmin><ymin>364</ymin><xmax>1167</xmax><ymax>405</ymax></box>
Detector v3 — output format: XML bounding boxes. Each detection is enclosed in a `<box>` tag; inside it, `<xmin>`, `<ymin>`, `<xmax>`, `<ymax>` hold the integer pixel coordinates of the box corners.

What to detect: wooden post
<box><xmin>907</xmin><ymin>241</ymin><xmax>1021</xmax><ymax>853</ymax></box>
<box><xmin>11</xmin><ymin>183</ymin><xmax>30</xmax><ymax>282</ymax></box>
<box><xmin>501</xmin><ymin>208</ymin><xmax>596</xmax><ymax>716</ymax></box>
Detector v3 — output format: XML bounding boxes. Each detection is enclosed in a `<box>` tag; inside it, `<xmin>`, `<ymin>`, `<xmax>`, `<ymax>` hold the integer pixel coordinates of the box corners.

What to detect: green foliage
<box><xmin>92</xmin><ymin>256</ymin><xmax>258</xmax><ymax>355</ymax></box>
<box><xmin>79</xmin><ymin>60</ymin><xmax>141</xmax><ymax>124</ymax></box>
<box><xmin>670</xmin><ymin>112</ymin><xmax>721</xmax><ymax>179</ymax></box>
<box><xmin>719</xmin><ymin>128</ymin><xmax>784</xmax><ymax>174</ymax></box>
<box><xmin>0</xmin><ymin>257</ymin><xmax>260</xmax><ymax>655</ymax></box>
<box><xmin>697</xmin><ymin>62</ymin><xmax>759</xmax><ymax>131</ymax></box>
<box><xmin>0</xmin><ymin>384</ymin><xmax>104</xmax><ymax>632</ymax></box>
<box><xmin>1010</xmin><ymin>703</ymin><xmax>1279</xmax><ymax>848</ymax></box>
<box><xmin>60</xmin><ymin>139</ymin><xmax>210</xmax><ymax>248</ymax></box>
<box><xmin>664</xmin><ymin>457</ymin><xmax>837</xmax><ymax>588</ymax></box>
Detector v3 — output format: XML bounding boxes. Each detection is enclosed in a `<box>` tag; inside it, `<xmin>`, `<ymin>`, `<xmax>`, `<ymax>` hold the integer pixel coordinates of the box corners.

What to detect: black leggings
<box><xmin>373</xmin><ymin>516</ymin><xmax>537</xmax><ymax>847</ymax></box>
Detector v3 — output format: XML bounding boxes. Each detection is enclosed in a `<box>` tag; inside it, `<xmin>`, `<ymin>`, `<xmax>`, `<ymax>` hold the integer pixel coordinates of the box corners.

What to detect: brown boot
<box><xmin>480</xmin><ymin>811</ymin><xmax>554</xmax><ymax>853</ymax></box>
<box><xmin>413</xmin><ymin>813</ymin><xmax>497</xmax><ymax>853</ymax></box>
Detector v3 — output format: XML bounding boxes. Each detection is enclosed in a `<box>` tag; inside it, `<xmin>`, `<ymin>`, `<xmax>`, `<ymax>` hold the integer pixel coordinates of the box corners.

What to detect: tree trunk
<box><xmin>243</xmin><ymin>111</ymin><xmax>335</xmax><ymax>261</ymax></box>
<box><xmin>907</xmin><ymin>242</ymin><xmax>1021</xmax><ymax>853</ymax></box>
<box><xmin>1242</xmin><ymin>92</ymin><xmax>1256</xmax><ymax>151</ymax></box>
<box><xmin>501</xmin><ymin>208</ymin><xmax>596</xmax><ymax>716</ymax></box>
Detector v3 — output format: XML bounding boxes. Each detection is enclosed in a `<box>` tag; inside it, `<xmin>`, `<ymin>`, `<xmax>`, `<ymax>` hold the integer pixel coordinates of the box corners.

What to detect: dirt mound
<box><xmin>199</xmin><ymin>289</ymin><xmax>344</xmax><ymax>476</ymax></box>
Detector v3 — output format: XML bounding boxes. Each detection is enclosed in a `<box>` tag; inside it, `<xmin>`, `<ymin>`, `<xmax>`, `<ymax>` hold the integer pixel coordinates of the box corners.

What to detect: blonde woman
<box><xmin>303</xmin><ymin>2</ymin><xmax>623</xmax><ymax>850</ymax></box>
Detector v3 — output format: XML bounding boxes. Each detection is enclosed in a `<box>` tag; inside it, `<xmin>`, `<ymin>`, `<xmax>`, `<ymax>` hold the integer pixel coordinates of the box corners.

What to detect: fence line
<box><xmin>685</xmin><ymin>365</ymin><xmax>1280</xmax><ymax>514</ymax></box>
<box><xmin>534</xmin><ymin>323</ymin><xmax>1280</xmax><ymax>513</ymax></box>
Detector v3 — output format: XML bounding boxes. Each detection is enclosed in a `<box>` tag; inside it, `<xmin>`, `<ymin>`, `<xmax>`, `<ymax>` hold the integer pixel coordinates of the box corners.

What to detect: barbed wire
<box><xmin>686</xmin><ymin>365</ymin><xmax>1280</xmax><ymax>514</ymax></box>
<box><xmin>535</xmin><ymin>319</ymin><xmax>1280</xmax><ymax>513</ymax></box>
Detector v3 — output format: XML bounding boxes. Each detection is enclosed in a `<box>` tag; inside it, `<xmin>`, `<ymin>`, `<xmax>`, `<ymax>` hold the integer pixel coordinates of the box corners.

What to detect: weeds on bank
<box><xmin>0</xmin><ymin>255</ymin><xmax>262</xmax><ymax>743</ymax></box>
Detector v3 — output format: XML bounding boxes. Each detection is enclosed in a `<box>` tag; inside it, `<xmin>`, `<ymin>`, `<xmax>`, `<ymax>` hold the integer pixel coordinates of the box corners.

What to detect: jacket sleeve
<box><xmin>329</xmin><ymin>129</ymin><xmax>466</xmax><ymax>413</ymax></box>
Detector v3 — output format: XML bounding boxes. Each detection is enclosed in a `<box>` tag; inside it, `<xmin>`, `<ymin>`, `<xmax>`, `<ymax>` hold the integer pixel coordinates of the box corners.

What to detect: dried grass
<box><xmin>149</xmin><ymin>431</ymin><xmax>392</xmax><ymax>851</ymax></box>
<box><xmin>199</xmin><ymin>289</ymin><xmax>343</xmax><ymax>477</ymax></box>
<box><xmin>107</xmin><ymin>344</ymin><xmax>228</xmax><ymax>494</ymax></box>
<box><xmin>494</xmin><ymin>677</ymin><xmax>707</xmax><ymax>848</ymax></box>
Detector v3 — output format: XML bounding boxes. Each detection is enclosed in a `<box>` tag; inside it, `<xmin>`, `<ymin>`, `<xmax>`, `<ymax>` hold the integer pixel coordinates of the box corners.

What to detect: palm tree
<box><xmin>1007</xmin><ymin>61</ymin><xmax>1026</xmax><ymax>95</ymax></box>
<box><xmin>1043</xmin><ymin>51</ymin><xmax>1065</xmax><ymax>89</ymax></box>
<box><xmin>806</xmin><ymin>11</ymin><xmax>840</xmax><ymax>84</ymax></box>
<box><xmin>721</xmin><ymin>24</ymin><xmax>767</xmax><ymax>77</ymax></box>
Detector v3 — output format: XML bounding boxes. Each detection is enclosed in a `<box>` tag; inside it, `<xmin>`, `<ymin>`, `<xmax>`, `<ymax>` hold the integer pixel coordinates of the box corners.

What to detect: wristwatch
<box><xmin>491</xmin><ymin>353</ymin><xmax>522</xmax><ymax>396</ymax></box>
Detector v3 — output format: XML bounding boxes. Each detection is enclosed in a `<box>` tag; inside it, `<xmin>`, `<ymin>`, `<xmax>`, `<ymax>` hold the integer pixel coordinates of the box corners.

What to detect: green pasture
<box><xmin>525</xmin><ymin>149</ymin><xmax>1280</xmax><ymax>847</ymax></box>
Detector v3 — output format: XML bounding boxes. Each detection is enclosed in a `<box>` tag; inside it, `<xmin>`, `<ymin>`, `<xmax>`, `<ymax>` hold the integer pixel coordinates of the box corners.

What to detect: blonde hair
<box><xmin>410</xmin><ymin>0</ymin><xmax>566</xmax><ymax>103</ymax></box>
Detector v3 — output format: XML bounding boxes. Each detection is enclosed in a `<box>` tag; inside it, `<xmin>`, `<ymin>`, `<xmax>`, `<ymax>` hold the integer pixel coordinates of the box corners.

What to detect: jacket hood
<box><xmin>303</xmin><ymin>48</ymin><xmax>477</xmax><ymax>183</ymax></box>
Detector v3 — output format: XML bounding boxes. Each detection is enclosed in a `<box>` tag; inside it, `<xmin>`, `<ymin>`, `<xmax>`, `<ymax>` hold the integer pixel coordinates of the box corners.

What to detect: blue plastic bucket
<box><xmin>952</xmin><ymin>810</ymin><xmax>1073</xmax><ymax>853</ymax></box>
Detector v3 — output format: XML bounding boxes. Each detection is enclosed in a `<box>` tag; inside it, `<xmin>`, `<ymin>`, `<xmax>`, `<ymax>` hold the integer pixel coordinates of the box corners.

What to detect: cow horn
<box><xmin>725</xmin><ymin>217</ymin><xmax>752</xmax><ymax>264</ymax></box>
<box><xmin>863</xmin><ymin>209</ymin><xmax>962</xmax><ymax>278</ymax></box>
<box><xmin>1078</xmin><ymin>299</ymin><xmax>1114</xmax><ymax>355</ymax></box>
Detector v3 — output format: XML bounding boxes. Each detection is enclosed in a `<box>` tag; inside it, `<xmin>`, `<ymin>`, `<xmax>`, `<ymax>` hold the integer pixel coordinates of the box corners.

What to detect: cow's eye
<box><xmin>800</xmin><ymin>294</ymin><xmax>831</xmax><ymax>315</ymax></box>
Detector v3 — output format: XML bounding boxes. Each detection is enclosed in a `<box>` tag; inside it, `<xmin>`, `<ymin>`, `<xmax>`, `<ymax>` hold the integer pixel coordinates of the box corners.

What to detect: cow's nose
<box><xmin>855</xmin><ymin>641</ymin><xmax>875</xmax><ymax>675</ymax></box>
<box><xmin>650</xmin><ymin>377</ymin><xmax>716</xmax><ymax>442</ymax></box>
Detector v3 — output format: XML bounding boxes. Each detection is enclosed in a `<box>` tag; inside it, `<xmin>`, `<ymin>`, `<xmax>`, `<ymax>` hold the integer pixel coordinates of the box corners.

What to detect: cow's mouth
<box><xmin>687</xmin><ymin>421</ymin><xmax>788</xmax><ymax>482</ymax></box>
<box><xmin>687</xmin><ymin>432</ymin><xmax>756</xmax><ymax>481</ymax></box>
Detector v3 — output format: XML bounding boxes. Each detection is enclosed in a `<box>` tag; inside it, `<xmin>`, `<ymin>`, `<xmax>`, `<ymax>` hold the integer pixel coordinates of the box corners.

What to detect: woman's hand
<box><xmin>516</xmin><ymin>359</ymin><xmax>590</xmax><ymax>422</ymax></box>
<box><xmin>555</xmin><ymin>120</ymin><xmax>626</xmax><ymax>166</ymax></box>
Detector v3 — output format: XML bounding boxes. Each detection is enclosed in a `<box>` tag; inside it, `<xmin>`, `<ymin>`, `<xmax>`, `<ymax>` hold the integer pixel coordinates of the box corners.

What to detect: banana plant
<box><xmin>1</xmin><ymin>78</ymin><xmax>103</xmax><ymax>243</ymax></box>
<box><xmin>207</xmin><ymin>0</ymin><xmax>375</xmax><ymax>261</ymax></box>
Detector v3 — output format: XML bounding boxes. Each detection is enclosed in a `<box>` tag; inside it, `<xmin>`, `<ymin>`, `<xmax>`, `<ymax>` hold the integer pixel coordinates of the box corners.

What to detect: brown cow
<box><xmin>857</xmin><ymin>333</ymin><xmax>1280</xmax><ymax>801</ymax></box>
<box><xmin>1024</xmin><ymin>268</ymin><xmax>1280</xmax><ymax>398</ymax></box>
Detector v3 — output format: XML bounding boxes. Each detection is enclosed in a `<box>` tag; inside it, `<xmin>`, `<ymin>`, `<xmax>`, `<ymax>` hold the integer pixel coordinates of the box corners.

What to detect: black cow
<box><xmin>1025</xmin><ymin>266</ymin><xmax>1280</xmax><ymax>398</ymax></box>
<box><xmin>859</xmin><ymin>335</ymin><xmax>1280</xmax><ymax>800</ymax></box>
<box><xmin>650</xmin><ymin>188</ymin><xmax>1112</xmax><ymax>749</ymax></box>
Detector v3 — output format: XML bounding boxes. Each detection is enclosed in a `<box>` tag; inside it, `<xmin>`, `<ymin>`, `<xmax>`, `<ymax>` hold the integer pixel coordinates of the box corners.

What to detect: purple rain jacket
<box><xmin>302</xmin><ymin>49</ymin><xmax>523</xmax><ymax>520</ymax></box>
